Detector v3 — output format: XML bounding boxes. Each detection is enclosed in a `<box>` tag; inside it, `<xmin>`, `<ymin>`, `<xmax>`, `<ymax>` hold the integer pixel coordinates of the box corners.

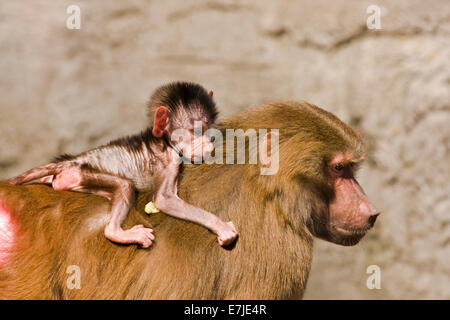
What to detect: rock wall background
<box><xmin>0</xmin><ymin>0</ymin><xmax>448</xmax><ymax>299</ymax></box>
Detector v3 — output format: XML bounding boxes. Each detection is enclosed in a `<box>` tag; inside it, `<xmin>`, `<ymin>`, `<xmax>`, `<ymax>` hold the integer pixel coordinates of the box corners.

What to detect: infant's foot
<box><xmin>105</xmin><ymin>224</ymin><xmax>155</xmax><ymax>248</ymax></box>
<box><xmin>217</xmin><ymin>221</ymin><xmax>239</xmax><ymax>246</ymax></box>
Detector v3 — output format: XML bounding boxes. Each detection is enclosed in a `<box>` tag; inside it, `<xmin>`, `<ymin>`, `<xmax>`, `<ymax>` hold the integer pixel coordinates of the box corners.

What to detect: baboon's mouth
<box><xmin>332</xmin><ymin>225</ymin><xmax>370</xmax><ymax>237</ymax></box>
<box><xmin>328</xmin><ymin>225</ymin><xmax>370</xmax><ymax>246</ymax></box>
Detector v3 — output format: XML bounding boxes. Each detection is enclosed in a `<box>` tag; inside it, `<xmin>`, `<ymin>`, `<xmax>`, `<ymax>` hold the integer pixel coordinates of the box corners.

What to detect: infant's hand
<box><xmin>217</xmin><ymin>221</ymin><xmax>239</xmax><ymax>246</ymax></box>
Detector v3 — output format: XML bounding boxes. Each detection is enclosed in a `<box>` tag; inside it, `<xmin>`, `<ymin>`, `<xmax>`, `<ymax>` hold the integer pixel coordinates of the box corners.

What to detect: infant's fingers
<box><xmin>141</xmin><ymin>241</ymin><xmax>152</xmax><ymax>248</ymax></box>
<box><xmin>142</xmin><ymin>237</ymin><xmax>153</xmax><ymax>248</ymax></box>
<box><xmin>226</xmin><ymin>221</ymin><xmax>238</xmax><ymax>233</ymax></box>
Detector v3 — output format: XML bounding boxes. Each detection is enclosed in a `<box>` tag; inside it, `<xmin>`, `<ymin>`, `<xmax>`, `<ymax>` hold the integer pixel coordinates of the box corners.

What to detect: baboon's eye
<box><xmin>333</xmin><ymin>163</ymin><xmax>345</xmax><ymax>172</ymax></box>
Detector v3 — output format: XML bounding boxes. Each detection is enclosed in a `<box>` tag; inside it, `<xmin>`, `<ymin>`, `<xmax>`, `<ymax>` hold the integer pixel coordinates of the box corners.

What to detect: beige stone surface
<box><xmin>0</xmin><ymin>0</ymin><xmax>449</xmax><ymax>299</ymax></box>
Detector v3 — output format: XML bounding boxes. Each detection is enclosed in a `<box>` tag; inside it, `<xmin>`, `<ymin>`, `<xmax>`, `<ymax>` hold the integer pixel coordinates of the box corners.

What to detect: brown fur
<box><xmin>0</xmin><ymin>101</ymin><xmax>367</xmax><ymax>299</ymax></box>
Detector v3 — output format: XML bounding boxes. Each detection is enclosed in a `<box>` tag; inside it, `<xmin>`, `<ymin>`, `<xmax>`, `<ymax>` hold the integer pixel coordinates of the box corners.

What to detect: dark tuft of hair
<box><xmin>52</xmin><ymin>154</ymin><xmax>75</xmax><ymax>163</ymax></box>
<box><xmin>147</xmin><ymin>81</ymin><xmax>218</xmax><ymax>124</ymax></box>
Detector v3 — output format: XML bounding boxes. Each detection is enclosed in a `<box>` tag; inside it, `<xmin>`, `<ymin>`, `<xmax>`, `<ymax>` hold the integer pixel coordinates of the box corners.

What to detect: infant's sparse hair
<box><xmin>147</xmin><ymin>81</ymin><xmax>218</xmax><ymax>126</ymax></box>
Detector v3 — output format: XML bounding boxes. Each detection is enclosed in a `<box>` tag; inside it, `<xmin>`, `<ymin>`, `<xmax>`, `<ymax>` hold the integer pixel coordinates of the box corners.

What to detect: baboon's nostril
<box><xmin>368</xmin><ymin>212</ymin><xmax>380</xmax><ymax>227</ymax></box>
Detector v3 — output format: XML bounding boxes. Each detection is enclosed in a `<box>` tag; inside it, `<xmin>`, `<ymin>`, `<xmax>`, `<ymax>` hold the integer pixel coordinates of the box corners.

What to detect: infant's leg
<box><xmin>53</xmin><ymin>167</ymin><xmax>154</xmax><ymax>248</ymax></box>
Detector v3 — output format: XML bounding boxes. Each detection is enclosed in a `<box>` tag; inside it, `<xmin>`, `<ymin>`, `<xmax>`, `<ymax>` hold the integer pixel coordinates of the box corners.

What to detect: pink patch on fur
<box><xmin>0</xmin><ymin>202</ymin><xmax>15</xmax><ymax>266</ymax></box>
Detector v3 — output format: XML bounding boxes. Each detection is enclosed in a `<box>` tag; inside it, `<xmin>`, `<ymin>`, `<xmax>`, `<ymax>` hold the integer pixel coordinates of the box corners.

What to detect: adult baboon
<box><xmin>0</xmin><ymin>101</ymin><xmax>378</xmax><ymax>299</ymax></box>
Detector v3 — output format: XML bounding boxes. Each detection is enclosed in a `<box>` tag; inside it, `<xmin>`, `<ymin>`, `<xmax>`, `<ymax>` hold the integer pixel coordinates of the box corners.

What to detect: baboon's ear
<box><xmin>260</xmin><ymin>130</ymin><xmax>280</xmax><ymax>170</ymax></box>
<box><xmin>208</xmin><ymin>90</ymin><xmax>213</xmax><ymax>97</ymax></box>
<box><xmin>152</xmin><ymin>106</ymin><xmax>169</xmax><ymax>138</ymax></box>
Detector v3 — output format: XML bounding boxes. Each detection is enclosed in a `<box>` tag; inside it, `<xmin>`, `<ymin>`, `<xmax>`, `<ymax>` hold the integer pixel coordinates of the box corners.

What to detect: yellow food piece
<box><xmin>145</xmin><ymin>201</ymin><xmax>160</xmax><ymax>214</ymax></box>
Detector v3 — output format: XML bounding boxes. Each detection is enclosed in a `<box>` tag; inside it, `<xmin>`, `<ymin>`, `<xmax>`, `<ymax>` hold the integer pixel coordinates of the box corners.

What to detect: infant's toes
<box><xmin>146</xmin><ymin>230</ymin><xmax>155</xmax><ymax>240</ymax></box>
<box><xmin>141</xmin><ymin>241</ymin><xmax>151</xmax><ymax>249</ymax></box>
<box><xmin>141</xmin><ymin>237</ymin><xmax>153</xmax><ymax>248</ymax></box>
<box><xmin>143</xmin><ymin>227</ymin><xmax>153</xmax><ymax>235</ymax></box>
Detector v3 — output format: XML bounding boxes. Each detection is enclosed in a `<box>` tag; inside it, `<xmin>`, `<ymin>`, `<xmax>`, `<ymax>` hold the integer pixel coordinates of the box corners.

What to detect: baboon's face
<box><xmin>310</xmin><ymin>152</ymin><xmax>379</xmax><ymax>246</ymax></box>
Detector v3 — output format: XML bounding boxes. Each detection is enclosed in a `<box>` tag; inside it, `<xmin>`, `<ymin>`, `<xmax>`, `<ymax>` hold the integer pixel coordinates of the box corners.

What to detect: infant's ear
<box><xmin>208</xmin><ymin>90</ymin><xmax>213</xmax><ymax>97</ymax></box>
<box><xmin>152</xmin><ymin>106</ymin><xmax>169</xmax><ymax>138</ymax></box>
